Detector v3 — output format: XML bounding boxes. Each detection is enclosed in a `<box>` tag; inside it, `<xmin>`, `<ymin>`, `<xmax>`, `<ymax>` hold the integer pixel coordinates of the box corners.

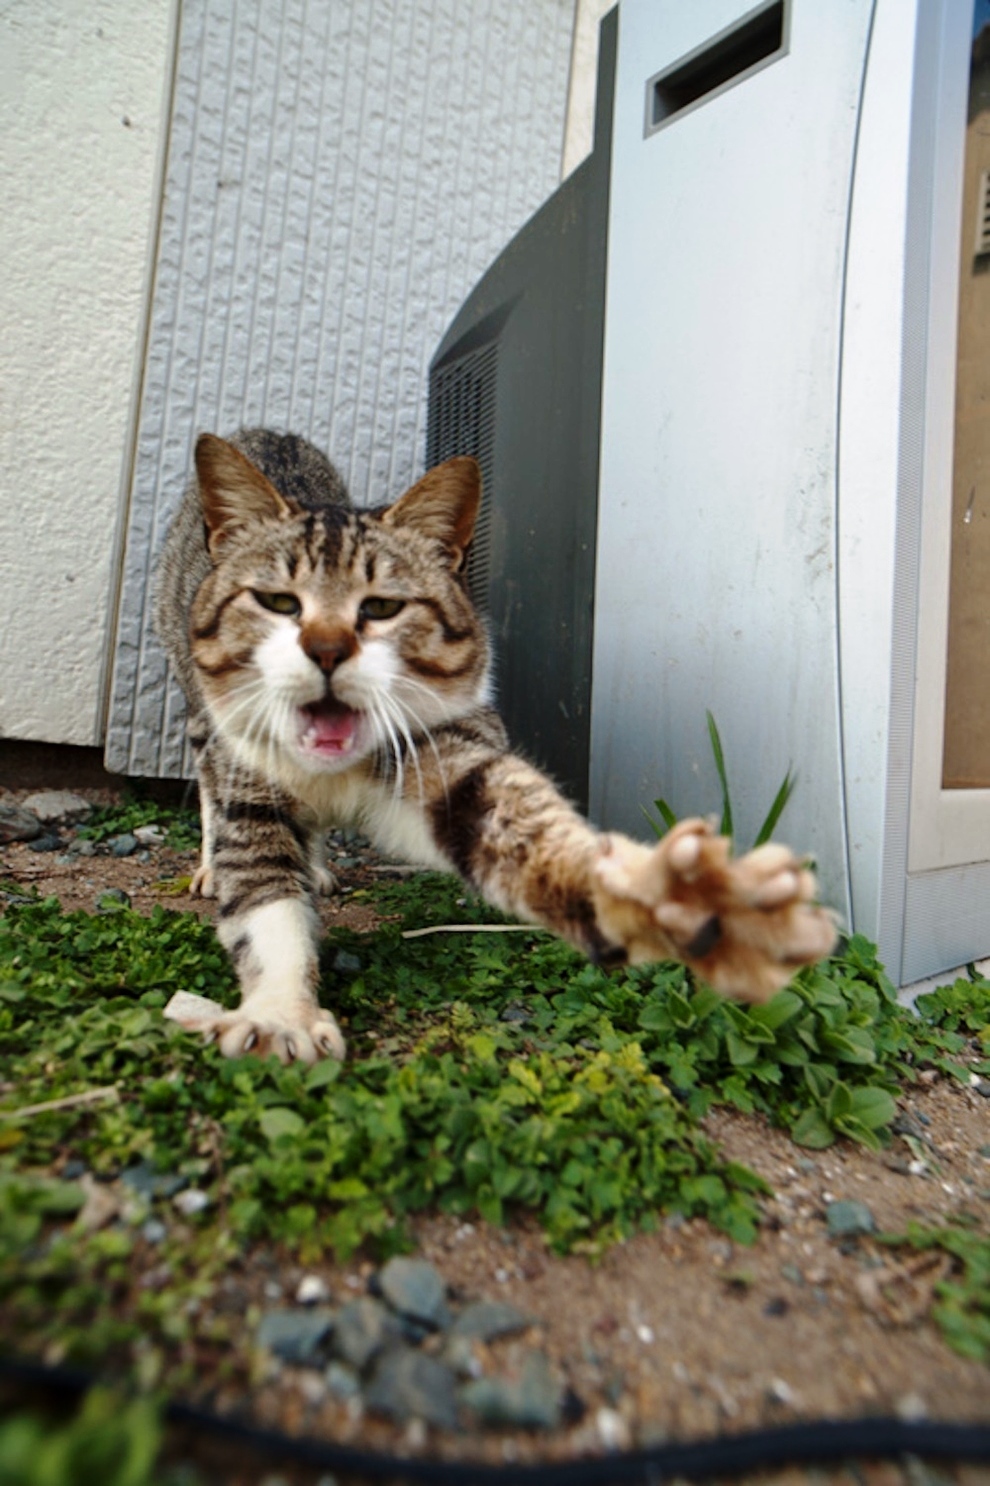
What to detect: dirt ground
<box><xmin>1</xmin><ymin>744</ymin><xmax>989</xmax><ymax>1485</ymax></box>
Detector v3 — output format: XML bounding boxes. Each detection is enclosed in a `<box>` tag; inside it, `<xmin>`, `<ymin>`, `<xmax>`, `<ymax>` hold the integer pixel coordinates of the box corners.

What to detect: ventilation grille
<box><xmin>976</xmin><ymin>170</ymin><xmax>990</xmax><ymax>257</ymax></box>
<box><xmin>427</xmin><ymin>342</ymin><xmax>498</xmax><ymax>610</ymax></box>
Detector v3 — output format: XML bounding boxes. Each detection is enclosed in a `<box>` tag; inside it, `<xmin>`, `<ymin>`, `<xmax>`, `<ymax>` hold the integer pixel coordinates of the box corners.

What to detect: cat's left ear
<box><xmin>380</xmin><ymin>457</ymin><xmax>480</xmax><ymax>572</ymax></box>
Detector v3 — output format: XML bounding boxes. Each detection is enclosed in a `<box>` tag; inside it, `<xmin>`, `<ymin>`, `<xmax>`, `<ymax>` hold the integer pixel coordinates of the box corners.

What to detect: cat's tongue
<box><xmin>301</xmin><ymin>699</ymin><xmax>359</xmax><ymax>755</ymax></box>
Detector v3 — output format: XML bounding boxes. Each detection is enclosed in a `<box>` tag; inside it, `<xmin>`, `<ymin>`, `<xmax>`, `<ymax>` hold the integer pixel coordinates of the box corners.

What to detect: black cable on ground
<box><xmin>2</xmin><ymin>1355</ymin><xmax>989</xmax><ymax>1484</ymax></box>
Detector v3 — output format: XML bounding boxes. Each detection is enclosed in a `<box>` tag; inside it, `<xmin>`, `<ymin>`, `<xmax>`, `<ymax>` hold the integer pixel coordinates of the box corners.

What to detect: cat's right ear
<box><xmin>195</xmin><ymin>434</ymin><xmax>298</xmax><ymax>558</ymax></box>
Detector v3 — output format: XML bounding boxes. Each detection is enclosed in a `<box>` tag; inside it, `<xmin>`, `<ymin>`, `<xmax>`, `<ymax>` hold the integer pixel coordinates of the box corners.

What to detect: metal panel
<box><xmin>590</xmin><ymin>0</ymin><xmax>874</xmax><ymax>918</ymax></box>
<box><xmin>106</xmin><ymin>0</ymin><xmax>576</xmax><ymax>776</ymax></box>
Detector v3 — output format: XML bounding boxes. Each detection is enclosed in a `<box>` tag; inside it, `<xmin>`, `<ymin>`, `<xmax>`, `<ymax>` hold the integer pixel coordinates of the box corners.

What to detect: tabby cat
<box><xmin>154</xmin><ymin>429</ymin><xmax>835</xmax><ymax>1064</ymax></box>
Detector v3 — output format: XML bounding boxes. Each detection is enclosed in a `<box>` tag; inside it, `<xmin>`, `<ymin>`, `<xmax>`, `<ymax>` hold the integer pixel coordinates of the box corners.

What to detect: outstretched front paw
<box><xmin>163</xmin><ymin>989</ymin><xmax>346</xmax><ymax>1064</ymax></box>
<box><xmin>592</xmin><ymin>818</ymin><xmax>836</xmax><ymax>1000</ymax></box>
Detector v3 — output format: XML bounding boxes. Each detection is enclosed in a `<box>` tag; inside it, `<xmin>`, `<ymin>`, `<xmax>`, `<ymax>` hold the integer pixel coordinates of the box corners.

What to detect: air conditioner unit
<box><xmin>428</xmin><ymin>0</ymin><xmax>990</xmax><ymax>987</ymax></box>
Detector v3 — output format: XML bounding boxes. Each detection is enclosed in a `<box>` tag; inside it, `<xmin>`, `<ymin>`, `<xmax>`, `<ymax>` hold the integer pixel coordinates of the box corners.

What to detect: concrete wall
<box><xmin>0</xmin><ymin>0</ymin><xmax>173</xmax><ymax>747</ymax></box>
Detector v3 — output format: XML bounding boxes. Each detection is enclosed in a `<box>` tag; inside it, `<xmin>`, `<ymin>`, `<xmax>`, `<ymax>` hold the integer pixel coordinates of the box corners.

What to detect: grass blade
<box><xmin>642</xmin><ymin>798</ymin><xmax>678</xmax><ymax>839</ymax></box>
<box><xmin>706</xmin><ymin>711</ymin><xmax>733</xmax><ymax>838</ymax></box>
<box><xmin>755</xmin><ymin>769</ymin><xmax>797</xmax><ymax>846</ymax></box>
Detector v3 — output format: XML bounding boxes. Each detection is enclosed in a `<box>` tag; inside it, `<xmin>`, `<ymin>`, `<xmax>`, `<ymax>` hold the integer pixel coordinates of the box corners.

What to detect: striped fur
<box><xmin>155</xmin><ymin>429</ymin><xmax>836</xmax><ymax>1064</ymax></box>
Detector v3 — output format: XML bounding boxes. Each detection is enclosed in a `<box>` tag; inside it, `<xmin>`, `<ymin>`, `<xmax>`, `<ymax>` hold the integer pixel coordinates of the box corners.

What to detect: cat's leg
<box><xmin>425</xmin><ymin>742</ymin><xmax>835</xmax><ymax>1001</ymax></box>
<box><xmin>190</xmin><ymin>785</ymin><xmax>216</xmax><ymax>898</ymax></box>
<box><xmin>309</xmin><ymin>828</ymin><xmax>339</xmax><ymax>896</ymax></box>
<box><xmin>173</xmin><ymin>796</ymin><xmax>346</xmax><ymax>1062</ymax></box>
<box><xmin>214</xmin><ymin>895</ymin><xmax>346</xmax><ymax>1062</ymax></box>
<box><xmin>187</xmin><ymin>719</ymin><xmax>217</xmax><ymax>898</ymax></box>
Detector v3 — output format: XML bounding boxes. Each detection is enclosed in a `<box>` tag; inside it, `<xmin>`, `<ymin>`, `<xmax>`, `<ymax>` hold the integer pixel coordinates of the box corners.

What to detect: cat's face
<box><xmin>188</xmin><ymin>437</ymin><xmax>489</xmax><ymax>779</ymax></box>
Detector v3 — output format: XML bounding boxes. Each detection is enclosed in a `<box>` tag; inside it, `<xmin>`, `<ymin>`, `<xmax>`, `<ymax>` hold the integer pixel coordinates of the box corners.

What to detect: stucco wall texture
<box><xmin>0</xmin><ymin>0</ymin><xmax>171</xmax><ymax>746</ymax></box>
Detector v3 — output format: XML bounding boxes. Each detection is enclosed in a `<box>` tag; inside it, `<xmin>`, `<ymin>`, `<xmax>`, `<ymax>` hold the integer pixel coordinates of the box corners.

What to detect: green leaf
<box><xmin>304</xmin><ymin>1058</ymin><xmax>342</xmax><ymax>1091</ymax></box>
<box><xmin>791</xmin><ymin>1108</ymin><xmax>835</xmax><ymax>1149</ymax></box>
<box><xmin>846</xmin><ymin>1085</ymin><xmax>897</xmax><ymax>1130</ymax></box>
<box><xmin>747</xmin><ymin>989</ymin><xmax>802</xmax><ymax>1032</ymax></box>
<box><xmin>258</xmin><ymin>1107</ymin><xmax>305</xmax><ymax>1142</ymax></box>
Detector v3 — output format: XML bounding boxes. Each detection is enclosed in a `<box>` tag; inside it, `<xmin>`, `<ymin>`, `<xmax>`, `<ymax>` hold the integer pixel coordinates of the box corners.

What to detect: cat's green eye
<box><xmin>253</xmin><ymin>590</ymin><xmax>301</xmax><ymax>616</ymax></box>
<box><xmin>359</xmin><ymin>597</ymin><xmax>406</xmax><ymax>622</ymax></box>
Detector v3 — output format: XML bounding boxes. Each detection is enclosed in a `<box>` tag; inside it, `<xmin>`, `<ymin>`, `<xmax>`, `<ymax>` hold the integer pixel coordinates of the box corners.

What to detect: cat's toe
<box><xmin>312</xmin><ymin>865</ymin><xmax>339</xmax><ymax>896</ymax></box>
<box><xmin>311</xmin><ymin>1016</ymin><xmax>346</xmax><ymax>1060</ymax></box>
<box><xmin>190</xmin><ymin>864</ymin><xmax>216</xmax><ymax>898</ymax></box>
<box><xmin>217</xmin><ymin>1018</ymin><xmax>262</xmax><ymax>1059</ymax></box>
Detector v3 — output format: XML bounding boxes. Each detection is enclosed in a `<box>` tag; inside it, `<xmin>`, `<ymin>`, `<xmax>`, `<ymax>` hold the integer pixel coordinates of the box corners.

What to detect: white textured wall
<box><xmin>0</xmin><ymin>0</ymin><xmax>172</xmax><ymax>747</ymax></box>
<box><xmin>106</xmin><ymin>0</ymin><xmax>577</xmax><ymax>776</ymax></box>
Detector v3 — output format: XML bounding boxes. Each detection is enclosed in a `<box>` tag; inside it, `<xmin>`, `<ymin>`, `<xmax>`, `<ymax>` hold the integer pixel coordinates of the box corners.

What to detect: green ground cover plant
<box><xmin>0</xmin><ymin>873</ymin><xmax>988</xmax><ymax>1376</ymax></box>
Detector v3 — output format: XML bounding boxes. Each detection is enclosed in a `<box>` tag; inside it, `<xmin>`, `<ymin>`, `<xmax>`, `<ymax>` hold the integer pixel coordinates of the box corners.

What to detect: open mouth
<box><xmin>299</xmin><ymin>697</ymin><xmax>361</xmax><ymax>758</ymax></box>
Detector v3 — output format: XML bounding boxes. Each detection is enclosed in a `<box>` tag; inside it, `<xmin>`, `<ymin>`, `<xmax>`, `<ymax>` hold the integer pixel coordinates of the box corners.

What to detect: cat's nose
<box><xmin>300</xmin><ymin>624</ymin><xmax>357</xmax><ymax>674</ymax></box>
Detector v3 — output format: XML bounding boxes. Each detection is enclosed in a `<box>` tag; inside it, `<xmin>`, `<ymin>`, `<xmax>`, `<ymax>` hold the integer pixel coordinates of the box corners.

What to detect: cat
<box><xmin>154</xmin><ymin>428</ymin><xmax>836</xmax><ymax>1064</ymax></box>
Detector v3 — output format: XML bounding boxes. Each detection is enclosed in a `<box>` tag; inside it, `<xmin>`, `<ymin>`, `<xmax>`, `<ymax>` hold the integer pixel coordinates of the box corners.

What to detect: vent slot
<box><xmin>976</xmin><ymin>170</ymin><xmax>990</xmax><ymax>257</ymax></box>
<box><xmin>427</xmin><ymin>341</ymin><xmax>498</xmax><ymax>611</ymax></box>
<box><xmin>646</xmin><ymin>0</ymin><xmax>787</xmax><ymax>137</ymax></box>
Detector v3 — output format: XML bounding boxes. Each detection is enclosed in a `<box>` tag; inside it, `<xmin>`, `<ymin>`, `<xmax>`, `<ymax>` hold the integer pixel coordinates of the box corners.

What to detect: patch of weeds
<box><xmin>1</xmin><ymin>878</ymin><xmax>989</xmax><ymax>1381</ymax></box>
<box><xmin>0</xmin><ymin>1387</ymin><xmax>171</xmax><ymax>1486</ymax></box>
<box><xmin>78</xmin><ymin>795</ymin><xmax>201</xmax><ymax>852</ymax></box>
<box><xmin>881</xmin><ymin>1218</ymin><xmax>990</xmax><ymax>1363</ymax></box>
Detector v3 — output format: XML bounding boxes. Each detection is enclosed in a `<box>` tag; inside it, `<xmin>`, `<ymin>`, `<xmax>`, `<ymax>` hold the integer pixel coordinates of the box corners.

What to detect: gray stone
<box><xmin>0</xmin><ymin>802</ymin><xmax>42</xmax><ymax>843</ymax></box>
<box><xmin>825</xmin><ymin>1199</ymin><xmax>876</xmax><ymax>1238</ymax></box>
<box><xmin>21</xmin><ymin>790</ymin><xmax>92</xmax><ymax>824</ymax></box>
<box><xmin>134</xmin><ymin>824</ymin><xmax>167</xmax><ymax>845</ymax></box>
<box><xmin>365</xmin><ymin>1346</ymin><xmax>460</xmax><ymax>1430</ymax></box>
<box><xmin>109</xmin><ymin>833</ymin><xmax>139</xmax><ymax>858</ymax></box>
<box><xmin>96</xmin><ymin>888</ymin><xmax>131</xmax><ymax>911</ymax></box>
<box><xmin>450</xmin><ymin>1300</ymin><xmax>532</xmax><ymax>1342</ymax></box>
<box><xmin>332</xmin><ymin>1296</ymin><xmax>401</xmax><ymax>1372</ymax></box>
<box><xmin>331</xmin><ymin>949</ymin><xmax>362</xmax><ymax>974</ymax></box>
<box><xmin>142</xmin><ymin>1219</ymin><xmax>168</xmax><ymax>1244</ymax></box>
<box><xmin>460</xmin><ymin>1349</ymin><xmax>562</xmax><ymax>1429</ymax></box>
<box><xmin>378</xmin><ymin>1256</ymin><xmax>448</xmax><ymax>1328</ymax></box>
<box><xmin>69</xmin><ymin>838</ymin><xmax>97</xmax><ymax>857</ymax></box>
<box><xmin>27</xmin><ymin>833</ymin><xmax>62</xmax><ymax>853</ymax></box>
<box><xmin>172</xmin><ymin>1188</ymin><xmax>210</xmax><ymax>1217</ymax></box>
<box><xmin>121</xmin><ymin>1161</ymin><xmax>188</xmax><ymax>1200</ymax></box>
<box><xmin>324</xmin><ymin>1360</ymin><xmax>362</xmax><ymax>1400</ymax></box>
<box><xmin>256</xmin><ymin>1307</ymin><xmax>335</xmax><ymax>1366</ymax></box>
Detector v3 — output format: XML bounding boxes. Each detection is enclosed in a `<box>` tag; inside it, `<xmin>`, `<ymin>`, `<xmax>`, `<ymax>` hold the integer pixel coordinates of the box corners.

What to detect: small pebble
<box><xmin>134</xmin><ymin>825</ymin><xmax>167</xmax><ymax>845</ymax></box>
<box><xmin>297</xmin><ymin>1274</ymin><xmax>331</xmax><ymax>1306</ymax></box>
<box><xmin>325</xmin><ymin>1360</ymin><xmax>362</xmax><ymax>1399</ymax></box>
<box><xmin>27</xmin><ymin>833</ymin><xmax>62</xmax><ymax>853</ymax></box>
<box><xmin>172</xmin><ymin>1188</ymin><xmax>210</xmax><ymax>1217</ymax></box>
<box><xmin>825</xmin><ymin>1199</ymin><xmax>876</xmax><ymax>1238</ymax></box>
<box><xmin>461</xmin><ymin>1350</ymin><xmax>563</xmax><ymax>1430</ymax></box>
<box><xmin>96</xmin><ymin>888</ymin><xmax>131</xmax><ymax>911</ymax></box>
<box><xmin>256</xmin><ymin>1308</ymin><xmax>335</xmax><ymax>1365</ymax></box>
<box><xmin>109</xmin><ymin>833</ymin><xmax>138</xmax><ymax>858</ymax></box>
<box><xmin>365</xmin><ymin>1347</ymin><xmax>460</xmax><ymax>1430</ymax></box>
<box><xmin>595</xmin><ymin>1406</ymin><xmax>631</xmax><ymax>1452</ymax></box>
<box><xmin>331</xmin><ymin>949</ymin><xmax>362</xmax><ymax>975</ymax></box>
<box><xmin>142</xmin><ymin>1219</ymin><xmax>168</xmax><ymax>1244</ymax></box>
<box><xmin>378</xmin><ymin>1256</ymin><xmax>449</xmax><ymax>1328</ymax></box>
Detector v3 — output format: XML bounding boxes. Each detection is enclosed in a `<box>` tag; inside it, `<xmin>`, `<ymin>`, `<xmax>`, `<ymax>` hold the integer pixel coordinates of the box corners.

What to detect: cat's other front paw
<box><xmin>312</xmin><ymin>862</ymin><xmax>339</xmax><ymax>896</ymax></box>
<box><xmin>592</xmin><ymin>818</ymin><xmax>837</xmax><ymax>1001</ymax></box>
<box><xmin>189</xmin><ymin>862</ymin><xmax>216</xmax><ymax>898</ymax></box>
<box><xmin>164</xmin><ymin>989</ymin><xmax>345</xmax><ymax>1063</ymax></box>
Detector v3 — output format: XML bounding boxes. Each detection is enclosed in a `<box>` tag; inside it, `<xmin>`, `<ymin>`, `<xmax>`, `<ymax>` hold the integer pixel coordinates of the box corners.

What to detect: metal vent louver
<box><xmin>976</xmin><ymin>170</ymin><xmax>990</xmax><ymax>256</ymax></box>
<box><xmin>427</xmin><ymin>342</ymin><xmax>498</xmax><ymax>611</ymax></box>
